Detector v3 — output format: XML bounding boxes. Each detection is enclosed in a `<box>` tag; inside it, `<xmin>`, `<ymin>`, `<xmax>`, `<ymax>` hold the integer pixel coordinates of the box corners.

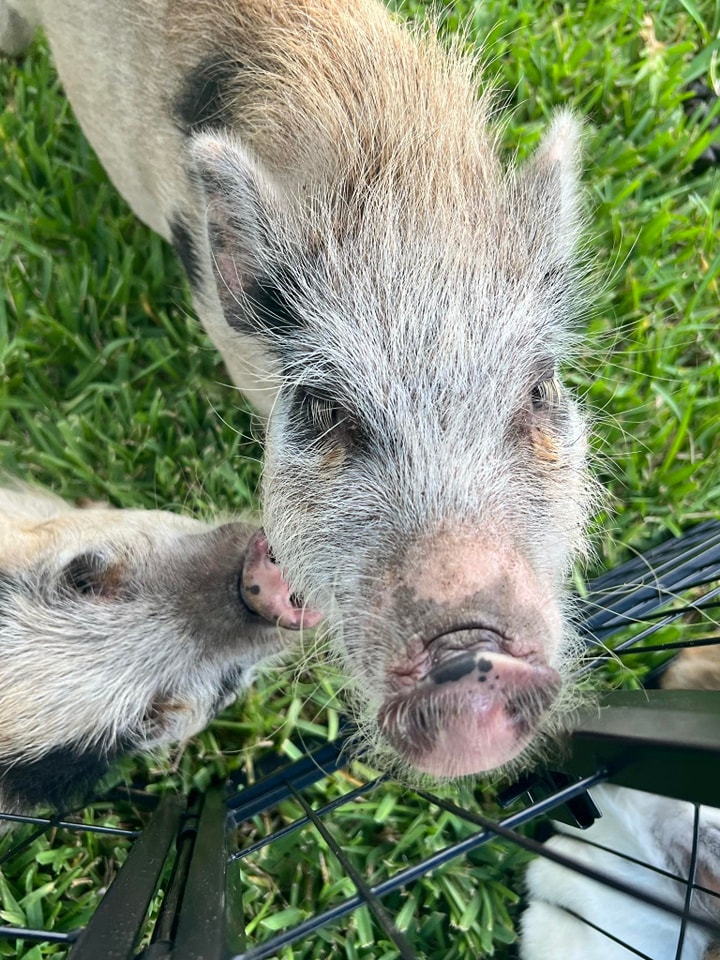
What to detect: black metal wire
<box><xmin>585</xmin><ymin>599</ymin><xmax>720</xmax><ymax>627</ymax></box>
<box><xmin>587</xmin><ymin>635</ymin><xmax>720</xmax><ymax>657</ymax></box>
<box><xmin>288</xmin><ymin>783</ymin><xmax>418</xmax><ymax>960</ymax></box>
<box><xmin>552</xmin><ymin>906</ymin><xmax>656</xmax><ymax>960</ymax></box>
<box><xmin>228</xmin><ymin>776</ymin><xmax>386</xmax><ymax>863</ymax></box>
<box><xmin>0</xmin><ymin>926</ymin><xmax>79</xmax><ymax>945</ymax></box>
<box><xmin>579</xmin><ymin>523</ymin><xmax>720</xmax><ymax>636</ymax></box>
<box><xmin>0</xmin><ymin>810</ymin><xmax>140</xmax><ymax>837</ymax></box>
<box><xmin>674</xmin><ymin>803</ymin><xmax>702</xmax><ymax>960</ymax></box>
<box><xmin>539</xmin><ymin>828</ymin><xmax>720</xmax><ymax>900</ymax></box>
<box><xmin>232</xmin><ymin>771</ymin><xmax>609</xmax><ymax>959</ymax></box>
<box><xmin>0</xmin><ymin>814</ymin><xmax>63</xmax><ymax>867</ymax></box>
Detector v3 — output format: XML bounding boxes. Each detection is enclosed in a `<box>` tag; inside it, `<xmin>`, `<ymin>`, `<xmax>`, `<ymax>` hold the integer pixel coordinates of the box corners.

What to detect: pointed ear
<box><xmin>190</xmin><ymin>132</ymin><xmax>299</xmax><ymax>335</ymax></box>
<box><xmin>520</xmin><ymin>110</ymin><xmax>584</xmax><ymax>266</ymax></box>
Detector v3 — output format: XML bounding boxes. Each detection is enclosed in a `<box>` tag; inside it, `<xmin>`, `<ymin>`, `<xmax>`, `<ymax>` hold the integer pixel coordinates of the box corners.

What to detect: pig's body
<box><xmin>1</xmin><ymin>0</ymin><xmax>595</xmax><ymax>779</ymax></box>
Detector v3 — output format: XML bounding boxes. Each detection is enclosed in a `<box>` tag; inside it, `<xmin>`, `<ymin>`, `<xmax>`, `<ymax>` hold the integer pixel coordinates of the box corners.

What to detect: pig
<box><xmin>0</xmin><ymin>0</ymin><xmax>596</xmax><ymax>782</ymax></box>
<box><xmin>0</xmin><ymin>484</ymin><xmax>319</xmax><ymax>812</ymax></box>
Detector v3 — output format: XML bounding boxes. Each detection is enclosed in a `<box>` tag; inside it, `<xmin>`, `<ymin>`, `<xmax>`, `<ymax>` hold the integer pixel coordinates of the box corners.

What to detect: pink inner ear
<box><xmin>193</xmin><ymin>130</ymin><xmax>284</xmax><ymax>300</ymax></box>
<box><xmin>214</xmin><ymin>247</ymin><xmax>246</xmax><ymax>299</ymax></box>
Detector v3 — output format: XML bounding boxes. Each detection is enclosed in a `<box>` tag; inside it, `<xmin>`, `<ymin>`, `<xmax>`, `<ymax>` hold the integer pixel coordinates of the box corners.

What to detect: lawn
<box><xmin>0</xmin><ymin>0</ymin><xmax>718</xmax><ymax>956</ymax></box>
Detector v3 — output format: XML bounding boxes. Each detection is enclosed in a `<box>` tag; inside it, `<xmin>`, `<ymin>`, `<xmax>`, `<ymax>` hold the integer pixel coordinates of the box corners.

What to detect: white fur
<box><xmin>0</xmin><ymin>484</ymin><xmax>288</xmax><ymax>810</ymax></box>
<box><xmin>521</xmin><ymin>784</ymin><xmax>720</xmax><ymax>960</ymax></box>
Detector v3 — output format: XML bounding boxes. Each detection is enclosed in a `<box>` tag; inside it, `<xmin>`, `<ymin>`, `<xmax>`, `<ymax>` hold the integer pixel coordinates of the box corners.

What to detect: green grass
<box><xmin>1</xmin><ymin>0</ymin><xmax>719</xmax><ymax>956</ymax></box>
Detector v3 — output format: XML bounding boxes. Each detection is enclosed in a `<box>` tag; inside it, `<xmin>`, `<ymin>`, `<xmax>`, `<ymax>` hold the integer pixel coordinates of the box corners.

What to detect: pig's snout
<box><xmin>374</xmin><ymin>532</ymin><xmax>566</xmax><ymax>778</ymax></box>
<box><xmin>240</xmin><ymin>530</ymin><xmax>324</xmax><ymax>630</ymax></box>
<box><xmin>378</xmin><ymin>633</ymin><xmax>561</xmax><ymax>777</ymax></box>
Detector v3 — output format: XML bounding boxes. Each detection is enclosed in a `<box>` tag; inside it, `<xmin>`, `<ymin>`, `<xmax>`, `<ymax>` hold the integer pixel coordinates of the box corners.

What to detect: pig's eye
<box><xmin>531</xmin><ymin>377</ymin><xmax>563</xmax><ymax>412</ymax></box>
<box><xmin>59</xmin><ymin>553</ymin><xmax>123</xmax><ymax>599</ymax></box>
<box><xmin>296</xmin><ymin>387</ymin><xmax>355</xmax><ymax>442</ymax></box>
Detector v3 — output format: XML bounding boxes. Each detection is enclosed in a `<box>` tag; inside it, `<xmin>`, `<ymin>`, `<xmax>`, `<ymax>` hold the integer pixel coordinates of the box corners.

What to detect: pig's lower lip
<box><xmin>240</xmin><ymin>530</ymin><xmax>324</xmax><ymax>630</ymax></box>
<box><xmin>378</xmin><ymin>649</ymin><xmax>561</xmax><ymax>777</ymax></box>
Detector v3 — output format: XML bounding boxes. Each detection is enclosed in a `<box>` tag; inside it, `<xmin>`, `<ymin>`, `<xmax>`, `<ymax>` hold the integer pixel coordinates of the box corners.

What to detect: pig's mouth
<box><xmin>239</xmin><ymin>530</ymin><xmax>323</xmax><ymax>630</ymax></box>
<box><xmin>378</xmin><ymin>628</ymin><xmax>561</xmax><ymax>777</ymax></box>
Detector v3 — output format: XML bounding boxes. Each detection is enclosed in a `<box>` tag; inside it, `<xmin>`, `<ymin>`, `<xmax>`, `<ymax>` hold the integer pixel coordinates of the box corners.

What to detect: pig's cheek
<box><xmin>240</xmin><ymin>529</ymin><xmax>324</xmax><ymax>630</ymax></box>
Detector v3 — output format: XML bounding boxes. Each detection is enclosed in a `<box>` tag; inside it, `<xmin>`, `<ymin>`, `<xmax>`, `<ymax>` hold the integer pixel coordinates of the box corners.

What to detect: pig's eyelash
<box><xmin>531</xmin><ymin>376</ymin><xmax>563</xmax><ymax>410</ymax></box>
<box><xmin>295</xmin><ymin>385</ymin><xmax>360</xmax><ymax>442</ymax></box>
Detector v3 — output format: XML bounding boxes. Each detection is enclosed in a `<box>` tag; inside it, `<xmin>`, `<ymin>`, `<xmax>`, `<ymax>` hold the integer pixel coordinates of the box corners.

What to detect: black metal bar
<box><xmin>576</xmin><ymin>585</ymin><xmax>720</xmax><ymax>677</ymax></box>
<box><xmin>226</xmin><ymin>739</ymin><xmax>349</xmax><ymax>823</ymax></box>
<box><xmin>0</xmin><ymin>926</ymin><xmax>79</xmax><ymax>945</ymax></box>
<box><xmin>229</xmin><ymin>776</ymin><xmax>385</xmax><ymax>863</ymax></box>
<box><xmin>562</xmin><ymin>690</ymin><xmax>720</xmax><ymax>806</ymax></box>
<box><xmin>289</xmin><ymin>783</ymin><xmax>418</xmax><ymax>960</ymax></box>
<box><xmin>68</xmin><ymin>793</ymin><xmax>186</xmax><ymax>960</ymax></box>
<box><xmin>578</xmin><ymin>524</ymin><xmax>720</xmax><ymax>637</ymax></box>
<box><xmin>0</xmin><ymin>810</ymin><xmax>140</xmax><ymax>837</ymax></box>
<box><xmin>458</xmin><ymin>807</ymin><xmax>720</xmax><ymax>941</ymax></box>
<box><xmin>674</xmin><ymin>804</ymin><xmax>701</xmax><ymax>960</ymax></box>
<box><xmin>0</xmin><ymin>815</ymin><xmax>63</xmax><ymax>867</ymax></box>
<box><xmin>549</xmin><ymin>830</ymin><xmax>717</xmax><ymax>891</ymax></box>
<box><xmin>586</xmin><ymin>635</ymin><xmax>720</xmax><ymax>657</ymax></box>
<box><xmin>580</xmin><ymin>521</ymin><xmax>720</xmax><ymax>603</ymax></box>
<box><xmin>170</xmin><ymin>786</ymin><xmax>229</xmax><ymax>960</ymax></box>
<box><xmin>583</xmin><ymin>599</ymin><xmax>720</xmax><ymax>628</ymax></box>
<box><xmin>139</xmin><ymin>798</ymin><xmax>204</xmax><ymax>959</ymax></box>
<box><xmin>555</xmin><ymin>906</ymin><xmax>656</xmax><ymax>960</ymax></box>
<box><xmin>583</xmin><ymin>573</ymin><xmax>720</xmax><ymax>636</ymax></box>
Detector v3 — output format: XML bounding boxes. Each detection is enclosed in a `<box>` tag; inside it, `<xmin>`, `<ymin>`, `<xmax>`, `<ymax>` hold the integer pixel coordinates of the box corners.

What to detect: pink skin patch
<box><xmin>370</xmin><ymin>529</ymin><xmax>566</xmax><ymax>777</ymax></box>
<box><xmin>378</xmin><ymin>647</ymin><xmax>561</xmax><ymax>777</ymax></box>
<box><xmin>240</xmin><ymin>530</ymin><xmax>323</xmax><ymax>630</ymax></box>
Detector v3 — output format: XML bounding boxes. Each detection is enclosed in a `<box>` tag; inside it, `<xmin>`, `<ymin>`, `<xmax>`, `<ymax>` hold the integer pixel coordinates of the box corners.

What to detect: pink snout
<box><xmin>378</xmin><ymin>646</ymin><xmax>561</xmax><ymax>777</ymax></box>
<box><xmin>240</xmin><ymin>530</ymin><xmax>323</xmax><ymax>630</ymax></box>
<box><xmin>376</xmin><ymin>531</ymin><xmax>565</xmax><ymax>777</ymax></box>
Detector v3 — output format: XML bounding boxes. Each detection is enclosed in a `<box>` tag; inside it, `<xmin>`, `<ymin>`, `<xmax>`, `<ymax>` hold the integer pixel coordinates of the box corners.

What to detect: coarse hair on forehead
<box><xmin>184</xmin><ymin>0</ymin><xmax>586</xmax><ymax>370</ymax></box>
<box><xmin>195</xmin><ymin>114</ymin><xmax>585</xmax><ymax>376</ymax></box>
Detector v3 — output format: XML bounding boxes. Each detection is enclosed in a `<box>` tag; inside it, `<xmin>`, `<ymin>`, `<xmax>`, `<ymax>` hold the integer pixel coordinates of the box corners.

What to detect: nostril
<box><xmin>427</xmin><ymin>626</ymin><xmax>506</xmax><ymax>660</ymax></box>
<box><xmin>427</xmin><ymin>651</ymin><xmax>481</xmax><ymax>685</ymax></box>
<box><xmin>289</xmin><ymin>593</ymin><xmax>303</xmax><ymax>609</ymax></box>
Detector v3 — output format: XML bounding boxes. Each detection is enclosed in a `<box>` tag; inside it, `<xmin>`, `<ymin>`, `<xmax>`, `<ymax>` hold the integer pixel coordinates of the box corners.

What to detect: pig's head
<box><xmin>192</xmin><ymin>104</ymin><xmax>596</xmax><ymax>780</ymax></box>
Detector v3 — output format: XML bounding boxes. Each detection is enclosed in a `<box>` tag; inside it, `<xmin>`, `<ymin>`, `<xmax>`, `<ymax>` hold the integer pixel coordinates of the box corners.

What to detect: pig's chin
<box><xmin>377</xmin><ymin>650</ymin><xmax>562</xmax><ymax>777</ymax></box>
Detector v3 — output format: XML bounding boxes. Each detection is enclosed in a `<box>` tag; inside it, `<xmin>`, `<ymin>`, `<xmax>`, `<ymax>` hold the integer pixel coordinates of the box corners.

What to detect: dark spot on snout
<box><xmin>170</xmin><ymin>215</ymin><xmax>203</xmax><ymax>289</ymax></box>
<box><xmin>429</xmin><ymin>652</ymin><xmax>477</xmax><ymax>685</ymax></box>
<box><xmin>477</xmin><ymin>658</ymin><xmax>493</xmax><ymax>673</ymax></box>
<box><xmin>246</xmin><ymin>584</ymin><xmax>261</xmax><ymax>596</ymax></box>
<box><xmin>174</xmin><ymin>56</ymin><xmax>236</xmax><ymax>134</ymax></box>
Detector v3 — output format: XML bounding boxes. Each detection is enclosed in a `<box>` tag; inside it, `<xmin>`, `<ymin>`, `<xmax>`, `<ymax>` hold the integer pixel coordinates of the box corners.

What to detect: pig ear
<box><xmin>520</xmin><ymin>110</ymin><xmax>584</xmax><ymax>265</ymax></box>
<box><xmin>190</xmin><ymin>132</ymin><xmax>289</xmax><ymax>332</ymax></box>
